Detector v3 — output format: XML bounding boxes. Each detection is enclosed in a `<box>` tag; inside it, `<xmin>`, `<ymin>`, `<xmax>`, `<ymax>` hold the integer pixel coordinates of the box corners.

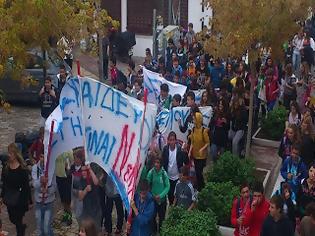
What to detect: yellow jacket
<box><xmin>189</xmin><ymin>112</ymin><xmax>210</xmax><ymax>159</ymax></box>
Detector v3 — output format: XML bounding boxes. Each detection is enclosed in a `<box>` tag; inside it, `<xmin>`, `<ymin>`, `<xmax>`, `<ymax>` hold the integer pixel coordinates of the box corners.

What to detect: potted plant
<box><xmin>197</xmin><ymin>181</ymin><xmax>239</xmax><ymax>227</ymax></box>
<box><xmin>161</xmin><ymin>206</ymin><xmax>221</xmax><ymax>236</ymax></box>
<box><xmin>207</xmin><ymin>152</ymin><xmax>256</xmax><ymax>187</ymax></box>
<box><xmin>252</xmin><ymin>106</ymin><xmax>287</xmax><ymax>147</ymax></box>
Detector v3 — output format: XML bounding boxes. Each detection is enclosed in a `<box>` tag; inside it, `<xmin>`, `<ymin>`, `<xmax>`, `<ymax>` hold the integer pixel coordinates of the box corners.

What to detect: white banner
<box><xmin>44</xmin><ymin>77</ymin><xmax>157</xmax><ymax>212</ymax></box>
<box><xmin>143</xmin><ymin>68</ymin><xmax>187</xmax><ymax>104</ymax></box>
<box><xmin>156</xmin><ymin>106</ymin><xmax>213</xmax><ymax>142</ymax></box>
<box><xmin>192</xmin><ymin>89</ymin><xmax>206</xmax><ymax>105</ymax></box>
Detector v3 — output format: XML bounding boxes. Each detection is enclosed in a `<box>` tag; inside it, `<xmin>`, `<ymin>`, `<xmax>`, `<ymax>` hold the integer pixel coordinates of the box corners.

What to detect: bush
<box><xmin>261</xmin><ymin>105</ymin><xmax>287</xmax><ymax>140</ymax></box>
<box><xmin>161</xmin><ymin>206</ymin><xmax>221</xmax><ymax>236</ymax></box>
<box><xmin>197</xmin><ymin>181</ymin><xmax>239</xmax><ymax>226</ymax></box>
<box><xmin>207</xmin><ymin>151</ymin><xmax>255</xmax><ymax>187</ymax></box>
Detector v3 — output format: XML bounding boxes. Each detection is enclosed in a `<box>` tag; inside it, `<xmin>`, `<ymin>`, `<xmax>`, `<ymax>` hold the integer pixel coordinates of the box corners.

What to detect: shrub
<box><xmin>261</xmin><ymin>105</ymin><xmax>287</xmax><ymax>140</ymax></box>
<box><xmin>207</xmin><ymin>151</ymin><xmax>255</xmax><ymax>187</ymax></box>
<box><xmin>161</xmin><ymin>206</ymin><xmax>221</xmax><ymax>236</ymax></box>
<box><xmin>197</xmin><ymin>181</ymin><xmax>239</xmax><ymax>226</ymax></box>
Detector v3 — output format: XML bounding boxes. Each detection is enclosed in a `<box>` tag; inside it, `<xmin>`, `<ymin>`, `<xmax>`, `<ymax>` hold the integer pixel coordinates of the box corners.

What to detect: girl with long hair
<box><xmin>0</xmin><ymin>143</ymin><xmax>31</xmax><ymax>236</ymax></box>
<box><xmin>300</xmin><ymin>113</ymin><xmax>315</xmax><ymax>166</ymax></box>
<box><xmin>278</xmin><ymin>124</ymin><xmax>301</xmax><ymax>161</ymax></box>
<box><xmin>210</xmin><ymin>99</ymin><xmax>230</xmax><ymax>161</ymax></box>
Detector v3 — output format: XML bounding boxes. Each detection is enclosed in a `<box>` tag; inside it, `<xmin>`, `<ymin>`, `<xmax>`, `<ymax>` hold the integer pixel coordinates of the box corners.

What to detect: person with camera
<box><xmin>39</xmin><ymin>76</ymin><xmax>57</xmax><ymax>127</ymax></box>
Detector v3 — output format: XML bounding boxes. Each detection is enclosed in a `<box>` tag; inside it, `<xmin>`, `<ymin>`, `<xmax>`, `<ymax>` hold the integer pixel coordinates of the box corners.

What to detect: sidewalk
<box><xmin>250</xmin><ymin>145</ymin><xmax>282</xmax><ymax>197</ymax></box>
<box><xmin>74</xmin><ymin>49</ymin><xmax>144</xmax><ymax>80</ymax></box>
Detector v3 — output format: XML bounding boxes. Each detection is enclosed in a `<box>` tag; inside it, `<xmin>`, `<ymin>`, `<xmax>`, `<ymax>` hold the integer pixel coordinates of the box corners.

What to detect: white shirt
<box><xmin>292</xmin><ymin>35</ymin><xmax>304</xmax><ymax>54</ymax></box>
<box><xmin>168</xmin><ymin>146</ymin><xmax>179</xmax><ymax>181</ymax></box>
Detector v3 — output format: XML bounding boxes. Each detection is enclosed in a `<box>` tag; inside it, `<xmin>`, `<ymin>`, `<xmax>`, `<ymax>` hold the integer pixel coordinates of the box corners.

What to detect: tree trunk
<box><xmin>98</xmin><ymin>33</ymin><xmax>104</xmax><ymax>81</ymax></box>
<box><xmin>42</xmin><ymin>49</ymin><xmax>47</xmax><ymax>80</ymax></box>
<box><xmin>245</xmin><ymin>51</ymin><xmax>257</xmax><ymax>158</ymax></box>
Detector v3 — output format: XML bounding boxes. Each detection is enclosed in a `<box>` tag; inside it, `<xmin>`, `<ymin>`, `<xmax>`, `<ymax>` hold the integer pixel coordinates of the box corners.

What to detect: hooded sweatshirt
<box><xmin>131</xmin><ymin>192</ymin><xmax>155</xmax><ymax>236</ymax></box>
<box><xmin>242</xmin><ymin>197</ymin><xmax>270</xmax><ymax>236</ymax></box>
<box><xmin>189</xmin><ymin>112</ymin><xmax>210</xmax><ymax>159</ymax></box>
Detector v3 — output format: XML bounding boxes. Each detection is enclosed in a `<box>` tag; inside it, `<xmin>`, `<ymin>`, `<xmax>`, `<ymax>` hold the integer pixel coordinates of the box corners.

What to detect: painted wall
<box><xmin>133</xmin><ymin>35</ymin><xmax>153</xmax><ymax>57</ymax></box>
<box><xmin>188</xmin><ymin>0</ymin><xmax>212</xmax><ymax>32</ymax></box>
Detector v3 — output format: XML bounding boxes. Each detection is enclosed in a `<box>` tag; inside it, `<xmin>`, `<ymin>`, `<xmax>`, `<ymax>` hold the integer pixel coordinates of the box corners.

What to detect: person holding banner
<box><xmin>188</xmin><ymin>112</ymin><xmax>210</xmax><ymax>191</ymax></box>
<box><xmin>77</xmin><ymin>164</ymin><xmax>101</xmax><ymax>231</ymax></box>
<box><xmin>55</xmin><ymin>151</ymin><xmax>73</xmax><ymax>226</ymax></box>
<box><xmin>178</xmin><ymin>92</ymin><xmax>198</xmax><ymax>134</ymax></box>
<box><xmin>129</xmin><ymin>180</ymin><xmax>155</xmax><ymax>236</ymax></box>
<box><xmin>158</xmin><ymin>83</ymin><xmax>172</xmax><ymax>111</ymax></box>
<box><xmin>147</xmin><ymin>156</ymin><xmax>170</xmax><ymax>233</ymax></box>
<box><xmin>32</xmin><ymin>153</ymin><xmax>56</xmax><ymax>236</ymax></box>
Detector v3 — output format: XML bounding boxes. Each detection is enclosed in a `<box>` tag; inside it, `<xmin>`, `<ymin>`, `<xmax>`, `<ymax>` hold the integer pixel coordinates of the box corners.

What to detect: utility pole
<box><xmin>168</xmin><ymin>0</ymin><xmax>172</xmax><ymax>25</ymax></box>
<box><xmin>95</xmin><ymin>0</ymin><xmax>104</xmax><ymax>81</ymax></box>
<box><xmin>152</xmin><ymin>9</ymin><xmax>157</xmax><ymax>60</ymax></box>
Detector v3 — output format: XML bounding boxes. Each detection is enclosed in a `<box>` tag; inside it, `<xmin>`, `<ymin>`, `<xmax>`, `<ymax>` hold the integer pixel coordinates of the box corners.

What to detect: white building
<box><xmin>101</xmin><ymin>0</ymin><xmax>212</xmax><ymax>57</ymax></box>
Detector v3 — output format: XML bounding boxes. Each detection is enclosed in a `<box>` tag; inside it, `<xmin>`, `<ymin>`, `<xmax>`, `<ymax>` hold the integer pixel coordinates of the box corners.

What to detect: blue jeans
<box><xmin>35</xmin><ymin>202</ymin><xmax>54</xmax><ymax>236</ymax></box>
<box><xmin>229</xmin><ymin>130</ymin><xmax>244</xmax><ymax>156</ymax></box>
<box><xmin>292</xmin><ymin>52</ymin><xmax>301</xmax><ymax>73</ymax></box>
<box><xmin>210</xmin><ymin>144</ymin><xmax>225</xmax><ymax>162</ymax></box>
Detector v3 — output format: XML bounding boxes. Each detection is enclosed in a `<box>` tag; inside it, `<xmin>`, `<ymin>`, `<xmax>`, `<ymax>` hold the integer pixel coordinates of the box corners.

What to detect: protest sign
<box><xmin>143</xmin><ymin>68</ymin><xmax>187</xmax><ymax>104</ymax></box>
<box><xmin>44</xmin><ymin>77</ymin><xmax>157</xmax><ymax>212</ymax></box>
<box><xmin>156</xmin><ymin>106</ymin><xmax>213</xmax><ymax>142</ymax></box>
<box><xmin>192</xmin><ymin>89</ymin><xmax>206</xmax><ymax>105</ymax></box>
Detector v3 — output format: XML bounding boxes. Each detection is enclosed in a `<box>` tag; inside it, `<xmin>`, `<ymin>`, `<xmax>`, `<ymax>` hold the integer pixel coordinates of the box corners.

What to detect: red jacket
<box><xmin>242</xmin><ymin>197</ymin><xmax>270</xmax><ymax>236</ymax></box>
<box><xmin>265</xmin><ymin>76</ymin><xmax>278</xmax><ymax>103</ymax></box>
<box><xmin>29</xmin><ymin>138</ymin><xmax>44</xmax><ymax>162</ymax></box>
<box><xmin>231</xmin><ymin>197</ymin><xmax>251</xmax><ymax>236</ymax></box>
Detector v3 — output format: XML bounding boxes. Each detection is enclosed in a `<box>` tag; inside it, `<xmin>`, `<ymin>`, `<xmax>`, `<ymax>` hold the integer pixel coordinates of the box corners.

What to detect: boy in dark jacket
<box><xmin>261</xmin><ymin>195</ymin><xmax>294</xmax><ymax>236</ymax></box>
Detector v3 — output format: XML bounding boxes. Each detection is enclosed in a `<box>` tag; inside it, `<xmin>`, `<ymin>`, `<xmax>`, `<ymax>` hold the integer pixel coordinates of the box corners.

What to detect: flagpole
<box><xmin>45</xmin><ymin>120</ymin><xmax>55</xmax><ymax>175</ymax></box>
<box><xmin>76</xmin><ymin>62</ymin><xmax>89</xmax><ymax>166</ymax></box>
<box><xmin>127</xmin><ymin>88</ymin><xmax>149</xmax><ymax>234</ymax></box>
<box><xmin>76</xmin><ymin>60</ymin><xmax>81</xmax><ymax>76</ymax></box>
<box><xmin>42</xmin><ymin>120</ymin><xmax>55</xmax><ymax>203</ymax></box>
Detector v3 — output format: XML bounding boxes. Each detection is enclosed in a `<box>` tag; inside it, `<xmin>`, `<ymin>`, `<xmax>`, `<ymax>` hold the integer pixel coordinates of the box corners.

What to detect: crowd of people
<box><xmin>0</xmin><ymin>18</ymin><xmax>315</xmax><ymax>236</ymax></box>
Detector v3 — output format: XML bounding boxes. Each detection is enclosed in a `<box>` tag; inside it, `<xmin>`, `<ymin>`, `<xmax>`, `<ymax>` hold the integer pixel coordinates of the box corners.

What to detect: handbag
<box><xmin>4</xmin><ymin>188</ymin><xmax>21</xmax><ymax>207</ymax></box>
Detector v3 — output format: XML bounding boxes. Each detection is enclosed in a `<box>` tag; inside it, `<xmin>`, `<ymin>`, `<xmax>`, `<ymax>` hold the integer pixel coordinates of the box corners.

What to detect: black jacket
<box><xmin>261</xmin><ymin>215</ymin><xmax>294</xmax><ymax>236</ymax></box>
<box><xmin>162</xmin><ymin>145</ymin><xmax>188</xmax><ymax>174</ymax></box>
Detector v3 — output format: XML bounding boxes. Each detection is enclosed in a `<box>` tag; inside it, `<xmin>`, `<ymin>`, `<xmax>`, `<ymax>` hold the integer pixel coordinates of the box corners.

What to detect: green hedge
<box><xmin>261</xmin><ymin>105</ymin><xmax>287</xmax><ymax>140</ymax></box>
<box><xmin>207</xmin><ymin>151</ymin><xmax>256</xmax><ymax>187</ymax></box>
<box><xmin>197</xmin><ymin>181</ymin><xmax>239</xmax><ymax>226</ymax></box>
<box><xmin>161</xmin><ymin>206</ymin><xmax>221</xmax><ymax>236</ymax></box>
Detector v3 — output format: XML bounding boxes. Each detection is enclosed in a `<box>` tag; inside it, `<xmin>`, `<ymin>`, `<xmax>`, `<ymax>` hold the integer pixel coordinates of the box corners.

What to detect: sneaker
<box><xmin>114</xmin><ymin>229</ymin><xmax>121</xmax><ymax>235</ymax></box>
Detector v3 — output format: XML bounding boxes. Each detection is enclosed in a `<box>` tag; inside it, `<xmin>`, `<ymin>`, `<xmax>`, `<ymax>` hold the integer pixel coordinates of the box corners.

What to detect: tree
<box><xmin>0</xmin><ymin>0</ymin><xmax>118</xmax><ymax>109</ymax></box>
<box><xmin>204</xmin><ymin>0</ymin><xmax>313</xmax><ymax>157</ymax></box>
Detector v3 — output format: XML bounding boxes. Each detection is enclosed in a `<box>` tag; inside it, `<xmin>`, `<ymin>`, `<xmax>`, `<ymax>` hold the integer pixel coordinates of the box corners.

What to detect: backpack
<box><xmin>192</xmin><ymin>127</ymin><xmax>210</xmax><ymax>144</ymax></box>
<box><xmin>236</xmin><ymin>195</ymin><xmax>253</xmax><ymax>218</ymax></box>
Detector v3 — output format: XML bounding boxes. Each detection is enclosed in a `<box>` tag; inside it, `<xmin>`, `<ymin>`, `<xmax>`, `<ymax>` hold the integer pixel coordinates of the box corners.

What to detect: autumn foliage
<box><xmin>203</xmin><ymin>0</ymin><xmax>313</xmax><ymax>61</ymax></box>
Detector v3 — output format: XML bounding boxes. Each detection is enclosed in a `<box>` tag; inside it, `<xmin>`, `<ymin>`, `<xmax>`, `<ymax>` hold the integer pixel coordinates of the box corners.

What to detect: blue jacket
<box><xmin>130</xmin><ymin>192</ymin><xmax>155</xmax><ymax>236</ymax></box>
<box><xmin>280</xmin><ymin>156</ymin><xmax>307</xmax><ymax>193</ymax></box>
<box><xmin>209</xmin><ymin>65</ymin><xmax>225</xmax><ymax>89</ymax></box>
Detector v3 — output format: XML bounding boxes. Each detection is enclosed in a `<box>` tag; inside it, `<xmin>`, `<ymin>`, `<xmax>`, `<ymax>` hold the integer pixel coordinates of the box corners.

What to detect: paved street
<box><xmin>0</xmin><ymin>51</ymin><xmax>137</xmax><ymax>235</ymax></box>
